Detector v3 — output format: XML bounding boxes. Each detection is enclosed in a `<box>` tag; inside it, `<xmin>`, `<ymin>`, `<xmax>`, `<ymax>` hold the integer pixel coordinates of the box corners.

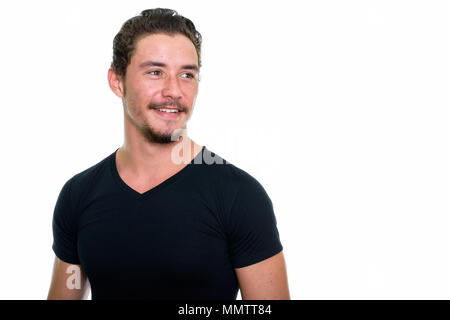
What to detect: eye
<box><xmin>181</xmin><ymin>72</ymin><xmax>195</xmax><ymax>79</ymax></box>
<box><xmin>147</xmin><ymin>70</ymin><xmax>161</xmax><ymax>76</ymax></box>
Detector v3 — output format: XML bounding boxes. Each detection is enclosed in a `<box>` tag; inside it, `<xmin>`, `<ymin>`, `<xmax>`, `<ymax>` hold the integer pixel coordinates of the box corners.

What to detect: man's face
<box><xmin>120</xmin><ymin>33</ymin><xmax>199</xmax><ymax>144</ymax></box>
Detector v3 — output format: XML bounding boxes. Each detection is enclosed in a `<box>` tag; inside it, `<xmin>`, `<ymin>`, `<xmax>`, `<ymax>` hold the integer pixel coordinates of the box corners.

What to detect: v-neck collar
<box><xmin>110</xmin><ymin>145</ymin><xmax>205</xmax><ymax>200</ymax></box>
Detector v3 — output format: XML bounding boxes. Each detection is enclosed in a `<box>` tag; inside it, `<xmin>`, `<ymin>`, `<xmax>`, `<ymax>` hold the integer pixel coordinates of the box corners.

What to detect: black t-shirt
<box><xmin>52</xmin><ymin>145</ymin><xmax>283</xmax><ymax>300</ymax></box>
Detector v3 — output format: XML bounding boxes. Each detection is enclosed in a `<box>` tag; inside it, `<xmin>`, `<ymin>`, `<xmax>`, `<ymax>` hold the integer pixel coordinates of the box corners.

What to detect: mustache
<box><xmin>148</xmin><ymin>101</ymin><xmax>187</xmax><ymax>112</ymax></box>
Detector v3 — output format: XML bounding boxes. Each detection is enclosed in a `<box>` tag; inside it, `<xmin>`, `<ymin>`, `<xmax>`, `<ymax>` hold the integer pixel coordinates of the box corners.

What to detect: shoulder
<box><xmin>70</xmin><ymin>151</ymin><xmax>112</xmax><ymax>188</ymax></box>
<box><xmin>192</xmin><ymin>147</ymin><xmax>272</xmax><ymax>215</ymax></box>
<box><xmin>60</xmin><ymin>150</ymin><xmax>115</xmax><ymax>209</ymax></box>
<box><xmin>194</xmin><ymin>146</ymin><xmax>264</xmax><ymax>190</ymax></box>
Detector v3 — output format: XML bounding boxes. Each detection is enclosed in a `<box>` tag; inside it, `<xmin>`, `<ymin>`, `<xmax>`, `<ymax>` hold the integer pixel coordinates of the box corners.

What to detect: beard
<box><xmin>142</xmin><ymin>100</ymin><xmax>189</xmax><ymax>144</ymax></box>
<box><xmin>122</xmin><ymin>84</ymin><xmax>191</xmax><ymax>145</ymax></box>
<box><xmin>125</xmin><ymin>103</ymin><xmax>188</xmax><ymax>145</ymax></box>
<box><xmin>140</xmin><ymin>120</ymin><xmax>176</xmax><ymax>144</ymax></box>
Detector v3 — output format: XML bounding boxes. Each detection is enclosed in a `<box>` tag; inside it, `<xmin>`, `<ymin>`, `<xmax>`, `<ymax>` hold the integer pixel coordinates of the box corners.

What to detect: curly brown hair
<box><xmin>111</xmin><ymin>8</ymin><xmax>202</xmax><ymax>79</ymax></box>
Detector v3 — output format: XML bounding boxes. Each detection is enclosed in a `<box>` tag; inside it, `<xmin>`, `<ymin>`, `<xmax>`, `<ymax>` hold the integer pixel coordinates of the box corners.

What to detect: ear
<box><xmin>108</xmin><ymin>67</ymin><xmax>125</xmax><ymax>98</ymax></box>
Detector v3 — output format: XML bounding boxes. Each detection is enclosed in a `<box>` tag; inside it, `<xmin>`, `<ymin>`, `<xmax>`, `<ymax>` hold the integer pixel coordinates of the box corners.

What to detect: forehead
<box><xmin>131</xmin><ymin>33</ymin><xmax>198</xmax><ymax>67</ymax></box>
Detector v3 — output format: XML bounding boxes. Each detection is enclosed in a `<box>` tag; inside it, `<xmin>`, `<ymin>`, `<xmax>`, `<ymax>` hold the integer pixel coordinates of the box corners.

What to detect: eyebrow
<box><xmin>138</xmin><ymin>60</ymin><xmax>199</xmax><ymax>72</ymax></box>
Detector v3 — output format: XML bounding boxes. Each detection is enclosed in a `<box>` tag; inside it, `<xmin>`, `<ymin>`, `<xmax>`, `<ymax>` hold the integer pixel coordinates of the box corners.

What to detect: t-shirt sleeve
<box><xmin>51</xmin><ymin>177</ymin><xmax>81</xmax><ymax>264</ymax></box>
<box><xmin>226</xmin><ymin>173</ymin><xmax>283</xmax><ymax>268</ymax></box>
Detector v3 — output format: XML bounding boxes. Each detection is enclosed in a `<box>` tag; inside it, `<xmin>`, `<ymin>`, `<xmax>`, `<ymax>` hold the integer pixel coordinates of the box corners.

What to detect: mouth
<box><xmin>151</xmin><ymin>107</ymin><xmax>183</xmax><ymax>119</ymax></box>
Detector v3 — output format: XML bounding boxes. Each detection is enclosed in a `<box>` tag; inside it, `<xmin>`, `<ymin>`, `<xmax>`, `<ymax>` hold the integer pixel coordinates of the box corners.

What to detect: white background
<box><xmin>0</xmin><ymin>0</ymin><xmax>449</xmax><ymax>299</ymax></box>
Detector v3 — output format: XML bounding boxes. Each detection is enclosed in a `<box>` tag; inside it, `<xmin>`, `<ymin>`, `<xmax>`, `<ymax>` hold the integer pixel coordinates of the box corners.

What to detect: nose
<box><xmin>161</xmin><ymin>74</ymin><xmax>183</xmax><ymax>99</ymax></box>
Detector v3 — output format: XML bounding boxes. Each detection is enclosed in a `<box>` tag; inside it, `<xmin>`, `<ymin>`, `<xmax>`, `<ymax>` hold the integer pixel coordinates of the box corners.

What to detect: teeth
<box><xmin>156</xmin><ymin>108</ymin><xmax>179</xmax><ymax>113</ymax></box>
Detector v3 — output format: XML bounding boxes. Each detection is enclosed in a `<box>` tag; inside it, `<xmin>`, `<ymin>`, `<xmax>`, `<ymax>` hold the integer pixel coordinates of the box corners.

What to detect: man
<box><xmin>47</xmin><ymin>8</ymin><xmax>290</xmax><ymax>300</ymax></box>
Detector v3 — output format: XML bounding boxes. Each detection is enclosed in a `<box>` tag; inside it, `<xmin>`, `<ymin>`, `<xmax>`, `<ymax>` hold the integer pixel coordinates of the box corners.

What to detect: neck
<box><xmin>118</xmin><ymin>125</ymin><xmax>201</xmax><ymax>180</ymax></box>
<box><xmin>122</xmin><ymin>135</ymin><xmax>195</xmax><ymax>169</ymax></box>
<box><xmin>117</xmin><ymin>103</ymin><xmax>204</xmax><ymax>180</ymax></box>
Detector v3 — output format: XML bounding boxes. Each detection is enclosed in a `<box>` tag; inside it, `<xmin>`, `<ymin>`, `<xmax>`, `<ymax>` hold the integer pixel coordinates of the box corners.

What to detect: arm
<box><xmin>235</xmin><ymin>251</ymin><xmax>290</xmax><ymax>300</ymax></box>
<box><xmin>47</xmin><ymin>256</ymin><xmax>90</xmax><ymax>300</ymax></box>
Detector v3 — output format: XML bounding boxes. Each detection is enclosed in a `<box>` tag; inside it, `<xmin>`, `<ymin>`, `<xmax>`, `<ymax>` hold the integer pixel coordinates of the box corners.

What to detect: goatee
<box><xmin>140</xmin><ymin>122</ymin><xmax>176</xmax><ymax>144</ymax></box>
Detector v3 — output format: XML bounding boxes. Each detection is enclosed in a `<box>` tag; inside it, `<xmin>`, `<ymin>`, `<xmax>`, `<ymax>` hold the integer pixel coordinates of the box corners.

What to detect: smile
<box><xmin>152</xmin><ymin>108</ymin><xmax>182</xmax><ymax>119</ymax></box>
<box><xmin>156</xmin><ymin>108</ymin><xmax>179</xmax><ymax>113</ymax></box>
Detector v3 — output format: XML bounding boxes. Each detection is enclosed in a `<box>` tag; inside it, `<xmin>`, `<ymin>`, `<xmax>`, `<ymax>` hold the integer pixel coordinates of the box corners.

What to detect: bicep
<box><xmin>234</xmin><ymin>251</ymin><xmax>290</xmax><ymax>300</ymax></box>
<box><xmin>47</xmin><ymin>256</ymin><xmax>90</xmax><ymax>300</ymax></box>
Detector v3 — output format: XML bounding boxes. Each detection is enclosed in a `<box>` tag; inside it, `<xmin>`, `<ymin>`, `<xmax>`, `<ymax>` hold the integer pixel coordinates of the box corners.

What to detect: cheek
<box><xmin>182</xmin><ymin>83</ymin><xmax>198</xmax><ymax>101</ymax></box>
<box><xmin>125</xmin><ymin>90</ymin><xmax>148</xmax><ymax>118</ymax></box>
<box><xmin>131</xmin><ymin>86</ymin><xmax>153</xmax><ymax>108</ymax></box>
